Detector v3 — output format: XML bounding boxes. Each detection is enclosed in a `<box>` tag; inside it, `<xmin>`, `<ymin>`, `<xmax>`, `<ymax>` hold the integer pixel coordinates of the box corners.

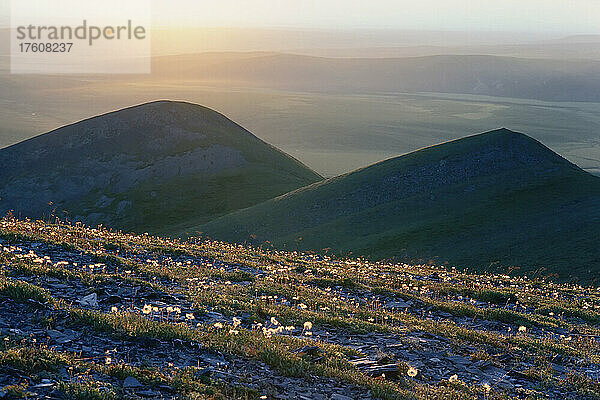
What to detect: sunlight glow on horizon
<box><xmin>150</xmin><ymin>0</ymin><xmax>600</xmax><ymax>34</ymax></box>
<box><xmin>1</xmin><ymin>0</ymin><xmax>599</xmax><ymax>34</ymax></box>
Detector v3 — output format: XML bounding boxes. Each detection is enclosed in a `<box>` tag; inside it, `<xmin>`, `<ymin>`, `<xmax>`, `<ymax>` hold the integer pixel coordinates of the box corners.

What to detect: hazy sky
<box><xmin>1</xmin><ymin>0</ymin><xmax>599</xmax><ymax>33</ymax></box>
<box><xmin>154</xmin><ymin>0</ymin><xmax>600</xmax><ymax>33</ymax></box>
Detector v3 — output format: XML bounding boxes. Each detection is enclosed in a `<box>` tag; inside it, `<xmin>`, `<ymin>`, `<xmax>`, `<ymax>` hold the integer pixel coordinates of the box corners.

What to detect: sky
<box><xmin>1</xmin><ymin>0</ymin><xmax>599</xmax><ymax>34</ymax></box>
<box><xmin>152</xmin><ymin>0</ymin><xmax>600</xmax><ymax>33</ymax></box>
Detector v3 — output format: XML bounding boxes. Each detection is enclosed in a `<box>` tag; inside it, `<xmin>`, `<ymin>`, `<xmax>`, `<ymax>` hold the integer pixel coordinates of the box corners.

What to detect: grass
<box><xmin>1</xmin><ymin>216</ymin><xmax>600</xmax><ymax>399</ymax></box>
<box><xmin>0</xmin><ymin>340</ymin><xmax>259</xmax><ymax>400</ymax></box>
<box><xmin>0</xmin><ymin>273</ymin><xmax>55</xmax><ymax>306</ymax></box>
<box><xmin>197</xmin><ymin>129</ymin><xmax>600</xmax><ymax>282</ymax></box>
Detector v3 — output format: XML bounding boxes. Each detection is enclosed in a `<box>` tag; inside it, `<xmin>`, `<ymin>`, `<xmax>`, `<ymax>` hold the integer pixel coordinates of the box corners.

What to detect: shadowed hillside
<box><xmin>0</xmin><ymin>101</ymin><xmax>322</xmax><ymax>234</ymax></box>
<box><xmin>198</xmin><ymin>129</ymin><xmax>600</xmax><ymax>280</ymax></box>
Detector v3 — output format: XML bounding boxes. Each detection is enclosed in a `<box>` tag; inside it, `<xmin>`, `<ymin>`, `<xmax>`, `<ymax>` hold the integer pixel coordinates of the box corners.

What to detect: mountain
<box><xmin>0</xmin><ymin>101</ymin><xmax>322</xmax><ymax>234</ymax></box>
<box><xmin>199</xmin><ymin>129</ymin><xmax>600</xmax><ymax>280</ymax></box>
<box><xmin>553</xmin><ymin>35</ymin><xmax>600</xmax><ymax>43</ymax></box>
<box><xmin>152</xmin><ymin>53</ymin><xmax>600</xmax><ymax>102</ymax></box>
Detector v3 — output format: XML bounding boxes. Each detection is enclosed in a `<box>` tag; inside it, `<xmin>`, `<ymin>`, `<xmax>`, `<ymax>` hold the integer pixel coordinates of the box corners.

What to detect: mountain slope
<box><xmin>0</xmin><ymin>101</ymin><xmax>322</xmax><ymax>234</ymax></box>
<box><xmin>199</xmin><ymin>129</ymin><xmax>600</xmax><ymax>280</ymax></box>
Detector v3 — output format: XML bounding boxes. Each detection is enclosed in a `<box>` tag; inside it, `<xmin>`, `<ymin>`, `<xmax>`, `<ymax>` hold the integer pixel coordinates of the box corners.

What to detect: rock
<box><xmin>293</xmin><ymin>346</ymin><xmax>325</xmax><ymax>362</ymax></box>
<box><xmin>349</xmin><ymin>358</ymin><xmax>376</xmax><ymax>368</ymax></box>
<box><xmin>363</xmin><ymin>363</ymin><xmax>399</xmax><ymax>379</ymax></box>
<box><xmin>155</xmin><ymin>384</ymin><xmax>175</xmax><ymax>393</ymax></box>
<box><xmin>27</xmin><ymin>299</ymin><xmax>48</xmax><ymax>308</ymax></box>
<box><xmin>123</xmin><ymin>376</ymin><xmax>143</xmax><ymax>388</ymax></box>
<box><xmin>376</xmin><ymin>354</ymin><xmax>394</xmax><ymax>364</ymax></box>
<box><xmin>194</xmin><ymin>368</ymin><xmax>212</xmax><ymax>384</ymax></box>
<box><xmin>140</xmin><ymin>337</ymin><xmax>162</xmax><ymax>347</ymax></box>
<box><xmin>78</xmin><ymin>293</ymin><xmax>98</xmax><ymax>308</ymax></box>
<box><xmin>496</xmin><ymin>378</ymin><xmax>515</xmax><ymax>390</ymax></box>
<box><xmin>496</xmin><ymin>353</ymin><xmax>513</xmax><ymax>363</ymax></box>
<box><xmin>203</xmin><ymin>353</ymin><xmax>229</xmax><ymax>367</ymax></box>
<box><xmin>138</xmin><ymin>389</ymin><xmax>159</xmax><ymax>397</ymax></box>
<box><xmin>105</xmin><ymin>295</ymin><xmax>123</xmax><ymax>304</ymax></box>
<box><xmin>46</xmin><ymin>330</ymin><xmax>72</xmax><ymax>344</ymax></box>
<box><xmin>428</xmin><ymin>272</ymin><xmax>441</xmax><ymax>282</ymax></box>
<box><xmin>32</xmin><ymin>379</ymin><xmax>54</xmax><ymax>389</ymax></box>
<box><xmin>194</xmin><ymin>368</ymin><xmax>212</xmax><ymax>378</ymax></box>
<box><xmin>57</xmin><ymin>367</ymin><xmax>69</xmax><ymax>380</ymax></box>
<box><xmin>204</xmin><ymin>311</ymin><xmax>224</xmax><ymax>320</ymax></box>
<box><xmin>384</xmin><ymin>299</ymin><xmax>410</xmax><ymax>309</ymax></box>
<box><xmin>473</xmin><ymin>360</ymin><xmax>490</xmax><ymax>369</ymax></box>
<box><xmin>350</xmin><ymin>357</ymin><xmax>400</xmax><ymax>379</ymax></box>
<box><xmin>447</xmin><ymin>355</ymin><xmax>470</xmax><ymax>366</ymax></box>
<box><xmin>331</xmin><ymin>394</ymin><xmax>354</xmax><ymax>400</ymax></box>
<box><xmin>509</xmin><ymin>370</ymin><xmax>539</xmax><ymax>382</ymax></box>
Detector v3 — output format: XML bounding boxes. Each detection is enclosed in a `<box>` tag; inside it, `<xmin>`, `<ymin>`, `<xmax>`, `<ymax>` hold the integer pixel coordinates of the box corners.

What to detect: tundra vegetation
<box><xmin>0</xmin><ymin>216</ymin><xmax>599</xmax><ymax>399</ymax></box>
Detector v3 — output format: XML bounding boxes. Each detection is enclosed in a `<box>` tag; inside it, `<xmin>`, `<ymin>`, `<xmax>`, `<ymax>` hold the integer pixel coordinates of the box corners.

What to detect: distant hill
<box><xmin>0</xmin><ymin>101</ymin><xmax>322</xmax><ymax>234</ymax></box>
<box><xmin>152</xmin><ymin>53</ymin><xmax>600</xmax><ymax>102</ymax></box>
<box><xmin>199</xmin><ymin>129</ymin><xmax>600</xmax><ymax>280</ymax></box>
<box><xmin>553</xmin><ymin>35</ymin><xmax>600</xmax><ymax>43</ymax></box>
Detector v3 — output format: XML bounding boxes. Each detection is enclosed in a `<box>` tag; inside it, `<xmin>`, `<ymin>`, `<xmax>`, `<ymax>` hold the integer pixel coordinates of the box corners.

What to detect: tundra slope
<box><xmin>0</xmin><ymin>101</ymin><xmax>322</xmax><ymax>235</ymax></box>
<box><xmin>1</xmin><ymin>218</ymin><xmax>599</xmax><ymax>399</ymax></box>
<box><xmin>199</xmin><ymin>129</ymin><xmax>600</xmax><ymax>280</ymax></box>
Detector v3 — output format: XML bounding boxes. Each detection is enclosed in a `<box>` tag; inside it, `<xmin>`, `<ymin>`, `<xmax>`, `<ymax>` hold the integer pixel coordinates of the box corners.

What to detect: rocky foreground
<box><xmin>0</xmin><ymin>217</ymin><xmax>599</xmax><ymax>399</ymax></box>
